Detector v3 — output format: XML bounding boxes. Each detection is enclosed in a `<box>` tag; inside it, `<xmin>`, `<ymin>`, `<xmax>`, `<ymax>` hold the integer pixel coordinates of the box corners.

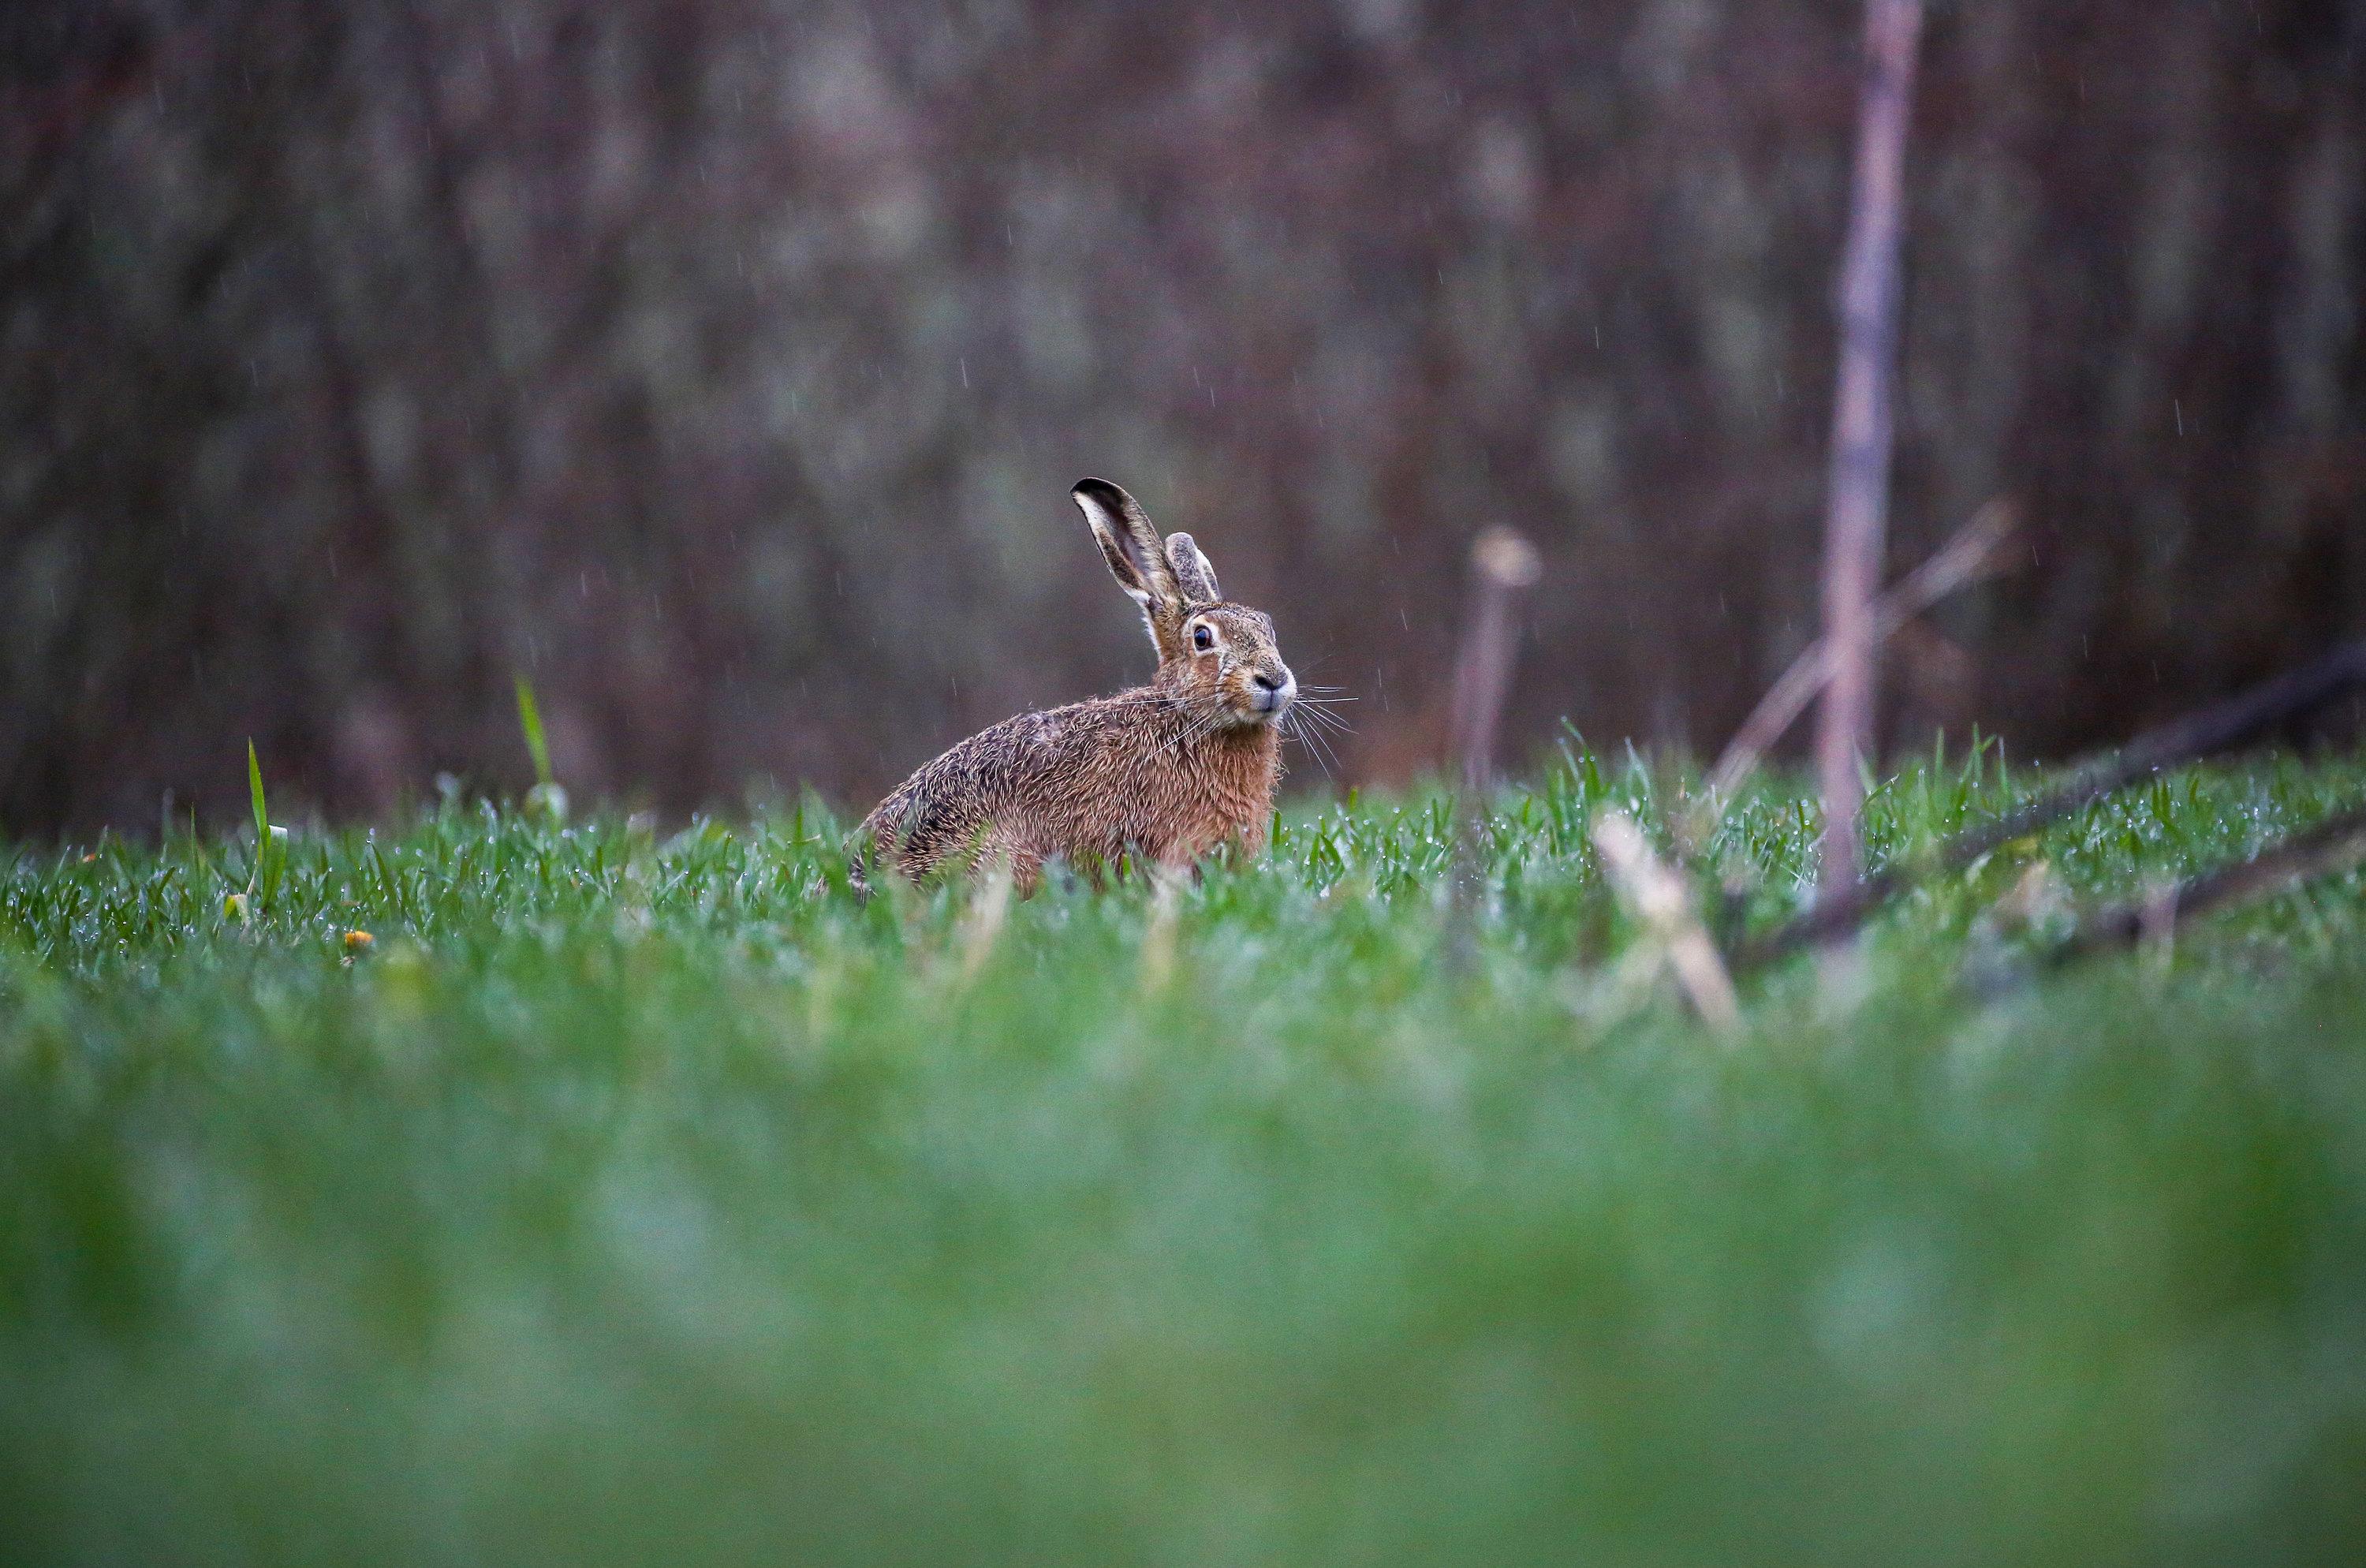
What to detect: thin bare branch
<box><xmin>1704</xmin><ymin>496</ymin><xmax>2017</xmax><ymax>809</ymax></box>
<box><xmin>1814</xmin><ymin>0</ymin><xmax>1927</xmax><ymax>901</ymax></box>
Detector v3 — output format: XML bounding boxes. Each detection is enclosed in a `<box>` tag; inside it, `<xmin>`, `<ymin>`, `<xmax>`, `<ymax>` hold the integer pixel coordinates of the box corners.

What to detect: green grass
<box><xmin>4</xmin><ymin>745</ymin><xmax>2365</xmax><ymax>1566</ymax></box>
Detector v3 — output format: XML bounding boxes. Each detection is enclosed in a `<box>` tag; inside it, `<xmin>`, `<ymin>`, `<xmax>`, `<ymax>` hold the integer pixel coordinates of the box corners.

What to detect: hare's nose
<box><xmin>1252</xmin><ymin>670</ymin><xmax>1286</xmax><ymax>693</ymax></box>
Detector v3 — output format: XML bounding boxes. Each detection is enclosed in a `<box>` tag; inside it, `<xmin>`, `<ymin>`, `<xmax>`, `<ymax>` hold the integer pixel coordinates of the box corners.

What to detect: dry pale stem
<box><xmin>1592</xmin><ymin>810</ymin><xmax>1741</xmax><ymax>1032</ymax></box>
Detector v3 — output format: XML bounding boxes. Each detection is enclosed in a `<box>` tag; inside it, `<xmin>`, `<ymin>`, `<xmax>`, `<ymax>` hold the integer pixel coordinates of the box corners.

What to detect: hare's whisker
<box><xmin>1160</xmin><ymin>705</ymin><xmax>1227</xmax><ymax>758</ymax></box>
<box><xmin>1293</xmin><ymin>701</ymin><xmax>1355</xmax><ymax>737</ymax></box>
<box><xmin>1285</xmin><ymin>710</ymin><xmax>1345</xmax><ymax>778</ymax></box>
<box><xmin>1312</xmin><ymin>721</ymin><xmax>1352</xmax><ymax>774</ymax></box>
<box><xmin>1283</xmin><ymin>712</ymin><xmax>1337</xmax><ymax>780</ymax></box>
<box><xmin>1306</xmin><ymin>722</ymin><xmax>1345</xmax><ymax>779</ymax></box>
<box><xmin>1292</xmin><ymin>713</ymin><xmax>1341</xmax><ymax>743</ymax></box>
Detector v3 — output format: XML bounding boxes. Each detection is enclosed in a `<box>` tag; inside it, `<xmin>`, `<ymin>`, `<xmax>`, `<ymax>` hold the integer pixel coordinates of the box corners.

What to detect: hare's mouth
<box><xmin>1239</xmin><ymin>670</ymin><xmax>1296</xmax><ymax>723</ymax></box>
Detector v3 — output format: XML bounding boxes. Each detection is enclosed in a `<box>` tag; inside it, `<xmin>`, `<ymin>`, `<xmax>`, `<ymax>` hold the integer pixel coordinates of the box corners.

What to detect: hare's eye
<box><xmin>1192</xmin><ymin>625</ymin><xmax>1215</xmax><ymax>651</ymax></box>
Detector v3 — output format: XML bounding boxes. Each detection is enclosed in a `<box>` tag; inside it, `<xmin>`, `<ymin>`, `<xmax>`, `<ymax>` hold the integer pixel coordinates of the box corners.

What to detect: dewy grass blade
<box><xmin>241</xmin><ymin>738</ymin><xmax>286</xmax><ymax>913</ymax></box>
<box><xmin>248</xmin><ymin>737</ymin><xmax>269</xmax><ymax>846</ymax></box>
<box><xmin>515</xmin><ymin>674</ymin><xmax>554</xmax><ymax>789</ymax></box>
<box><xmin>515</xmin><ymin>675</ymin><xmax>569</xmax><ymax>821</ymax></box>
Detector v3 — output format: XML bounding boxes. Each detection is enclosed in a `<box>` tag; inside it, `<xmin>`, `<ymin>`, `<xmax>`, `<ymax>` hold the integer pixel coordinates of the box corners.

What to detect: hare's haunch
<box><xmin>855</xmin><ymin>478</ymin><xmax>1297</xmax><ymax>892</ymax></box>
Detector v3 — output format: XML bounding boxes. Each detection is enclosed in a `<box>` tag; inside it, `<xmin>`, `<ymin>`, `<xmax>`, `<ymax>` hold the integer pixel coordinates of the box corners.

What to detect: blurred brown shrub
<box><xmin>3</xmin><ymin>1</ymin><xmax>2360</xmax><ymax>834</ymax></box>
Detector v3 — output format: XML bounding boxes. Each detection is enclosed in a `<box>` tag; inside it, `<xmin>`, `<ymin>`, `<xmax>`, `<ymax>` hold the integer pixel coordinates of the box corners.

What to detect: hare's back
<box><xmin>863</xmin><ymin>695</ymin><xmax>1156</xmax><ymax>874</ymax></box>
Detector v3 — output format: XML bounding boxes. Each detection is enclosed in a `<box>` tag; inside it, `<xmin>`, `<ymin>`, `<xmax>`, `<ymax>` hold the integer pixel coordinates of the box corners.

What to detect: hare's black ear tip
<box><xmin>1072</xmin><ymin>477</ymin><xmax>1122</xmax><ymax>503</ymax></box>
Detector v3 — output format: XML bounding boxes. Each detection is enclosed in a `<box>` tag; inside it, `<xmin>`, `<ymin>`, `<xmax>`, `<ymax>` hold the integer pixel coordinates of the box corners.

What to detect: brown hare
<box><xmin>854</xmin><ymin>478</ymin><xmax>1313</xmax><ymax>893</ymax></box>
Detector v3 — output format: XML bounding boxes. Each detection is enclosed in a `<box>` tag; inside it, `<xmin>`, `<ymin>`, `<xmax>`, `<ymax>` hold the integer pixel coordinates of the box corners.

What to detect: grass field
<box><xmin>5</xmin><ymin>744</ymin><xmax>2364</xmax><ymax>1566</ymax></box>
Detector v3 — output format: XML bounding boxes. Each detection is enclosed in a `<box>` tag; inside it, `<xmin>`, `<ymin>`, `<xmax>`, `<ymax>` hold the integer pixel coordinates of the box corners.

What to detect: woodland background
<box><xmin>3</xmin><ymin>0</ymin><xmax>2361</xmax><ymax>835</ymax></box>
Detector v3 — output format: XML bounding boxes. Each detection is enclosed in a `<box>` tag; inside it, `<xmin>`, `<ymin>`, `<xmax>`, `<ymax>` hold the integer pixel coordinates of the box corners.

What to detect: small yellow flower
<box><xmin>344</xmin><ymin>930</ymin><xmax>375</xmax><ymax>951</ymax></box>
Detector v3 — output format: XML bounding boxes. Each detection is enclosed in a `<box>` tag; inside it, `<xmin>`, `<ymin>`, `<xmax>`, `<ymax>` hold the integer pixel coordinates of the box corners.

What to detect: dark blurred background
<box><xmin>3</xmin><ymin>1</ymin><xmax>2361</xmax><ymax>835</ymax></box>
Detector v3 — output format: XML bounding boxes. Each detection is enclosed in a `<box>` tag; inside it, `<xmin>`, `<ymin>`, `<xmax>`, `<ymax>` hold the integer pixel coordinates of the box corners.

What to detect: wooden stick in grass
<box><xmin>1738</xmin><ymin>637</ymin><xmax>2366</xmax><ymax>968</ymax></box>
<box><xmin>2056</xmin><ymin>806</ymin><xmax>2366</xmax><ymax>965</ymax></box>
<box><xmin>1813</xmin><ymin>0</ymin><xmax>1927</xmax><ymax>902</ymax></box>
<box><xmin>1450</xmin><ymin>528</ymin><xmax>1545</xmax><ymax>799</ymax></box>
<box><xmin>1443</xmin><ymin>527</ymin><xmax>1542</xmax><ymax>966</ymax></box>
<box><xmin>1698</xmin><ymin>497</ymin><xmax>2017</xmax><ymax>823</ymax></box>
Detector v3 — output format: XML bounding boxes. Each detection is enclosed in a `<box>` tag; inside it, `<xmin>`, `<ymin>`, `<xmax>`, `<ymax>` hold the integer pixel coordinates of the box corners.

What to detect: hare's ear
<box><xmin>1165</xmin><ymin>532</ymin><xmax>1222</xmax><ymax>604</ymax></box>
<box><xmin>1073</xmin><ymin>478</ymin><xmax>1185</xmax><ymax>658</ymax></box>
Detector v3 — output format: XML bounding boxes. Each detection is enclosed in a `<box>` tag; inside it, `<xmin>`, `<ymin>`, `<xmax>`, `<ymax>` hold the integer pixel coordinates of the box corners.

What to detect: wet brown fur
<box><xmin>855</xmin><ymin>480</ymin><xmax>1293</xmax><ymax>893</ymax></box>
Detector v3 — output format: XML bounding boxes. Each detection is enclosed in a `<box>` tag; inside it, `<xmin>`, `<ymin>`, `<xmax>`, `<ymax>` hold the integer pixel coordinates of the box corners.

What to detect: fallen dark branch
<box><xmin>2057</xmin><ymin>805</ymin><xmax>2366</xmax><ymax>963</ymax></box>
<box><xmin>1734</xmin><ymin>637</ymin><xmax>2366</xmax><ymax>969</ymax></box>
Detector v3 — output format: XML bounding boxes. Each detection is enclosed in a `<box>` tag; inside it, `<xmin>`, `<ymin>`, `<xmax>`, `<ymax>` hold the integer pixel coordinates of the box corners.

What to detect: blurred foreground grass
<box><xmin>5</xmin><ymin>746</ymin><xmax>2364</xmax><ymax>1566</ymax></box>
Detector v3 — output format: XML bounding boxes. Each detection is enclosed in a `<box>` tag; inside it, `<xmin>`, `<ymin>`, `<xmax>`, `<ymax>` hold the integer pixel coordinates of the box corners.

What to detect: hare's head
<box><xmin>1073</xmin><ymin>478</ymin><xmax>1295</xmax><ymax>729</ymax></box>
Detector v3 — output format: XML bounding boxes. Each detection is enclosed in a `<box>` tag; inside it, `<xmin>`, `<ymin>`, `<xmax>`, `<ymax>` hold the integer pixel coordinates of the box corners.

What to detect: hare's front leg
<box><xmin>1236</xmin><ymin>812</ymin><xmax>1271</xmax><ymax>860</ymax></box>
